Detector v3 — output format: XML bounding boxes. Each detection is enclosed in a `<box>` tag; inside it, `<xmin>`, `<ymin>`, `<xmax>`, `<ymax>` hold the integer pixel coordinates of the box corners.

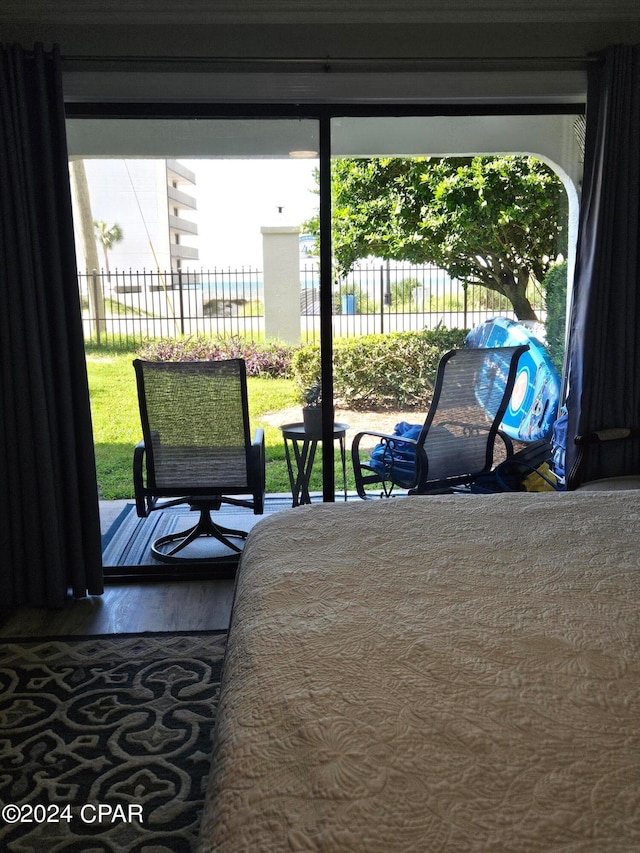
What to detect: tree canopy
<box><xmin>308</xmin><ymin>155</ymin><xmax>566</xmax><ymax>321</ymax></box>
<box><xmin>93</xmin><ymin>220</ymin><xmax>124</xmax><ymax>279</ymax></box>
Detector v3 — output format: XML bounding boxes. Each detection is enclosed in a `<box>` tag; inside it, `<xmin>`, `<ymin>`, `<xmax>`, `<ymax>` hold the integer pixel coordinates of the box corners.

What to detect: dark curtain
<box><xmin>565</xmin><ymin>44</ymin><xmax>640</xmax><ymax>487</ymax></box>
<box><xmin>0</xmin><ymin>44</ymin><xmax>103</xmax><ymax>607</ymax></box>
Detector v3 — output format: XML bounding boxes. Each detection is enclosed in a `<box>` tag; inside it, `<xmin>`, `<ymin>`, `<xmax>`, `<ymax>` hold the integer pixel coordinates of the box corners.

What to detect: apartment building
<box><xmin>74</xmin><ymin>157</ymin><xmax>199</xmax><ymax>276</ymax></box>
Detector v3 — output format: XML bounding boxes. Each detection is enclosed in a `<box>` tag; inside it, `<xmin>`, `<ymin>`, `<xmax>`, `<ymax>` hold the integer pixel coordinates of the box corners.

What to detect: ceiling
<box><xmin>2</xmin><ymin>0</ymin><xmax>639</xmax><ymax>27</ymax></box>
<box><xmin>3</xmin><ymin>0</ymin><xmax>639</xmax><ymax>58</ymax></box>
<box><xmin>3</xmin><ymin>2</ymin><xmax>639</xmax><ymax>105</ymax></box>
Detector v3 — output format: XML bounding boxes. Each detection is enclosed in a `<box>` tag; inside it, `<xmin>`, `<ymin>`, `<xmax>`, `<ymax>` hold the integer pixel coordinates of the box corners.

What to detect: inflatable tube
<box><xmin>466</xmin><ymin>317</ymin><xmax>561</xmax><ymax>442</ymax></box>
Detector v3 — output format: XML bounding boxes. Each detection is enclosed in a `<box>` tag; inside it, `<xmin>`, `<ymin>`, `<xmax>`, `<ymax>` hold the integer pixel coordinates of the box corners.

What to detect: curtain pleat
<box><xmin>566</xmin><ymin>44</ymin><xmax>640</xmax><ymax>486</ymax></box>
<box><xmin>0</xmin><ymin>43</ymin><xmax>103</xmax><ymax>607</ymax></box>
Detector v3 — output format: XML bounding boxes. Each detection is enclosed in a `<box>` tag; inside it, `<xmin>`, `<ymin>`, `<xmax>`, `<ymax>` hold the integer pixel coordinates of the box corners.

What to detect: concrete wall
<box><xmin>261</xmin><ymin>225</ymin><xmax>301</xmax><ymax>343</ymax></box>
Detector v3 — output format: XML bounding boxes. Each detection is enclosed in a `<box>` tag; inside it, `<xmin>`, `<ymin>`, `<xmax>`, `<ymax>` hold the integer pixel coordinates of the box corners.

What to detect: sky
<box><xmin>188</xmin><ymin>159</ymin><xmax>319</xmax><ymax>269</ymax></box>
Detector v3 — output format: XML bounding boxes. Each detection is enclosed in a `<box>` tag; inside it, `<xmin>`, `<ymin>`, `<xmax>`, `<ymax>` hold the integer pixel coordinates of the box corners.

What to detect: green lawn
<box><xmin>87</xmin><ymin>349</ymin><xmax>349</xmax><ymax>500</ymax></box>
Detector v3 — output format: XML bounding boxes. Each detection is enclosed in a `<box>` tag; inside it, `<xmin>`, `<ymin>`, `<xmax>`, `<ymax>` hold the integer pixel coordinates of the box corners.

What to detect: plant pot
<box><xmin>303</xmin><ymin>406</ymin><xmax>325</xmax><ymax>438</ymax></box>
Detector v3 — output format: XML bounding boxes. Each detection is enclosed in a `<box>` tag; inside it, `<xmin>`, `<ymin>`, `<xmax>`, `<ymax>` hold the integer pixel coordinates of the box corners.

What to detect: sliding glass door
<box><xmin>68</xmin><ymin>107</ymin><xmax>581</xmax><ymax>504</ymax></box>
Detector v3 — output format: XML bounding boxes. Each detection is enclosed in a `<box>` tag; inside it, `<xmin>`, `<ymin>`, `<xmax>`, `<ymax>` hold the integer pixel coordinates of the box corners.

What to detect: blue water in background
<box><xmin>186</xmin><ymin>275</ymin><xmax>320</xmax><ymax>298</ymax></box>
<box><xmin>177</xmin><ymin>262</ymin><xmax>453</xmax><ymax>299</ymax></box>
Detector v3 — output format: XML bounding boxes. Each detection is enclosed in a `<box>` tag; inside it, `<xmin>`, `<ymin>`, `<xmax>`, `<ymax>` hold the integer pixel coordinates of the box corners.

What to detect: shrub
<box><xmin>390</xmin><ymin>277</ymin><xmax>420</xmax><ymax>310</ymax></box>
<box><xmin>544</xmin><ymin>259</ymin><xmax>568</xmax><ymax>374</ymax></box>
<box><xmin>291</xmin><ymin>328</ymin><xmax>468</xmax><ymax>409</ymax></box>
<box><xmin>136</xmin><ymin>335</ymin><xmax>298</xmax><ymax>378</ymax></box>
<box><xmin>334</xmin><ymin>333</ymin><xmax>440</xmax><ymax>408</ymax></box>
<box><xmin>291</xmin><ymin>344</ymin><xmax>322</xmax><ymax>398</ymax></box>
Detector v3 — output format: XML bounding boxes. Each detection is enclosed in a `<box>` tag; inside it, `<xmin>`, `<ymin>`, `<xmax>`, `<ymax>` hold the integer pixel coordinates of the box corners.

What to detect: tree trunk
<box><xmin>69</xmin><ymin>159</ymin><xmax>106</xmax><ymax>340</ymax></box>
<box><xmin>102</xmin><ymin>244</ymin><xmax>111</xmax><ymax>281</ymax></box>
<box><xmin>506</xmin><ymin>289</ymin><xmax>539</xmax><ymax>322</ymax></box>
<box><xmin>495</xmin><ymin>269</ymin><xmax>539</xmax><ymax>322</ymax></box>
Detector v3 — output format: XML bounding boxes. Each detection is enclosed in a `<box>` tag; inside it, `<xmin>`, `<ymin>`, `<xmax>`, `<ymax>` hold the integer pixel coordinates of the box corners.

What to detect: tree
<box><xmin>543</xmin><ymin>259</ymin><xmax>568</xmax><ymax>373</ymax></box>
<box><xmin>308</xmin><ymin>156</ymin><xmax>566</xmax><ymax>321</ymax></box>
<box><xmin>93</xmin><ymin>220</ymin><xmax>124</xmax><ymax>281</ymax></box>
<box><xmin>69</xmin><ymin>159</ymin><xmax>106</xmax><ymax>338</ymax></box>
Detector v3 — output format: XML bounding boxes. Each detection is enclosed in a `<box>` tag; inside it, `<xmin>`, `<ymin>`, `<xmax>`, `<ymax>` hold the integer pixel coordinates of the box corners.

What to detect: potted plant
<box><xmin>302</xmin><ymin>380</ymin><xmax>324</xmax><ymax>438</ymax></box>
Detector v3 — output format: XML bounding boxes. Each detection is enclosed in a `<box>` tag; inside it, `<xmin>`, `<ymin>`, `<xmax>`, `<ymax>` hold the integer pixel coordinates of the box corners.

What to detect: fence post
<box><xmin>463</xmin><ymin>284</ymin><xmax>468</xmax><ymax>329</ymax></box>
<box><xmin>178</xmin><ymin>269</ymin><xmax>185</xmax><ymax>335</ymax></box>
<box><xmin>379</xmin><ymin>265</ymin><xmax>385</xmax><ymax>334</ymax></box>
<box><xmin>89</xmin><ymin>268</ymin><xmax>107</xmax><ymax>343</ymax></box>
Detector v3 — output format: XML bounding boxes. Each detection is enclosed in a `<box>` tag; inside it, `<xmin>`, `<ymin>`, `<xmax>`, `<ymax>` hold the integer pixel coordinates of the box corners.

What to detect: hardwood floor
<box><xmin>0</xmin><ymin>501</ymin><xmax>236</xmax><ymax>638</ymax></box>
<box><xmin>0</xmin><ymin>580</ymin><xmax>235</xmax><ymax>638</ymax></box>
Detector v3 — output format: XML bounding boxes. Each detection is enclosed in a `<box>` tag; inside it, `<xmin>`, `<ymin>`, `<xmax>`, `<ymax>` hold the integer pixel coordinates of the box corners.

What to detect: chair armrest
<box><xmin>351</xmin><ymin>429</ymin><xmax>421</xmax><ymax>498</ymax></box>
<box><xmin>351</xmin><ymin>428</ymin><xmax>420</xmax><ymax>469</ymax></box>
<box><xmin>250</xmin><ymin>428</ymin><xmax>266</xmax><ymax>512</ymax></box>
<box><xmin>251</xmin><ymin>428</ymin><xmax>265</xmax><ymax>476</ymax></box>
<box><xmin>567</xmin><ymin>426</ymin><xmax>639</xmax><ymax>489</ymax></box>
<box><xmin>352</xmin><ymin>428</ymin><xmax>419</xmax><ymax>451</ymax></box>
<box><xmin>133</xmin><ymin>440</ymin><xmax>148</xmax><ymax>517</ymax></box>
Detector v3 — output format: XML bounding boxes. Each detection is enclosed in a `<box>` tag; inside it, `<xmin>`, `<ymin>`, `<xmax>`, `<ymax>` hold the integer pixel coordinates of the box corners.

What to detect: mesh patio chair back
<box><xmin>135</xmin><ymin>358</ymin><xmax>253</xmax><ymax>493</ymax></box>
<box><xmin>417</xmin><ymin>345</ymin><xmax>527</xmax><ymax>484</ymax></box>
<box><xmin>132</xmin><ymin>358</ymin><xmax>265</xmax><ymax>562</ymax></box>
<box><xmin>352</xmin><ymin>345</ymin><xmax>528</xmax><ymax>496</ymax></box>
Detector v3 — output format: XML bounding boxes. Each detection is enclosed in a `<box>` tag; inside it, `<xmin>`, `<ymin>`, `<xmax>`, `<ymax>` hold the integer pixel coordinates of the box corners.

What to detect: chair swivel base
<box><xmin>151</xmin><ymin>507</ymin><xmax>249</xmax><ymax>563</ymax></box>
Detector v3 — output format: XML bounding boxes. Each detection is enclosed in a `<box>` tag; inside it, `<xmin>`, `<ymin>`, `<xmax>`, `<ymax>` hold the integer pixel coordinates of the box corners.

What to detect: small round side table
<box><xmin>279</xmin><ymin>422</ymin><xmax>349</xmax><ymax>506</ymax></box>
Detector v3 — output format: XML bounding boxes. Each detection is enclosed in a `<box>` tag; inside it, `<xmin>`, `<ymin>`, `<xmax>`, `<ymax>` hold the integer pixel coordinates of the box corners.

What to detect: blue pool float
<box><xmin>466</xmin><ymin>317</ymin><xmax>561</xmax><ymax>443</ymax></box>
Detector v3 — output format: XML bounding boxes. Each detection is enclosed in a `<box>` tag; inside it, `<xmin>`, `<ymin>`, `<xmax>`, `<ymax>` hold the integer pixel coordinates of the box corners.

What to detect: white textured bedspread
<box><xmin>199</xmin><ymin>492</ymin><xmax>640</xmax><ymax>852</ymax></box>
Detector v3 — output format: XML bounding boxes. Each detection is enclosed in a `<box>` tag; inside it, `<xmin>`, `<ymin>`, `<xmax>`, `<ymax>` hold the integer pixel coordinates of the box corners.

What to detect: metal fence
<box><xmin>79</xmin><ymin>264</ymin><xmax>546</xmax><ymax>348</ymax></box>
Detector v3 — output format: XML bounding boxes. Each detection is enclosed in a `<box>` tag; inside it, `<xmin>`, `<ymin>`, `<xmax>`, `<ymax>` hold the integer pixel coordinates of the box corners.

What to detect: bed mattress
<box><xmin>199</xmin><ymin>491</ymin><xmax>640</xmax><ymax>852</ymax></box>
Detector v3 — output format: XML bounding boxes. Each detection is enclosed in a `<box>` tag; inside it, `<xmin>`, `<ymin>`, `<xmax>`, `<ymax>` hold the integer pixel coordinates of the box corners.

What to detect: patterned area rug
<box><xmin>102</xmin><ymin>499</ymin><xmax>294</xmax><ymax>569</ymax></box>
<box><xmin>0</xmin><ymin>631</ymin><xmax>226</xmax><ymax>852</ymax></box>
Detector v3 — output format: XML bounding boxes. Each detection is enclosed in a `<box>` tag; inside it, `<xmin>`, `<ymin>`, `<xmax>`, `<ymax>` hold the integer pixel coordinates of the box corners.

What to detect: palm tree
<box><xmin>93</xmin><ymin>220</ymin><xmax>124</xmax><ymax>281</ymax></box>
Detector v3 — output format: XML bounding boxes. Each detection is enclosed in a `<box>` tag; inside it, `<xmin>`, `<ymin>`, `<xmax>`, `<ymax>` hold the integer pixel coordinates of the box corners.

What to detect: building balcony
<box><xmin>166</xmin><ymin>159</ymin><xmax>196</xmax><ymax>184</ymax></box>
<box><xmin>168</xmin><ymin>185</ymin><xmax>197</xmax><ymax>211</ymax></box>
<box><xmin>170</xmin><ymin>244</ymin><xmax>199</xmax><ymax>260</ymax></box>
<box><xmin>169</xmin><ymin>214</ymin><xmax>198</xmax><ymax>235</ymax></box>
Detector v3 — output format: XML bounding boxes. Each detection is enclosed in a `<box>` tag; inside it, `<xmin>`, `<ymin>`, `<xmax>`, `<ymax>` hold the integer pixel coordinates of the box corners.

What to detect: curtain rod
<box><xmin>61</xmin><ymin>54</ymin><xmax>600</xmax><ymax>73</ymax></box>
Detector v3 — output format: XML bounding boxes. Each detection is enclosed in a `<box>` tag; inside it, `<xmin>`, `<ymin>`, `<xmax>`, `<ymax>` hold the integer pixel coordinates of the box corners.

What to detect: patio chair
<box><xmin>352</xmin><ymin>345</ymin><xmax>528</xmax><ymax>497</ymax></box>
<box><xmin>133</xmin><ymin>358</ymin><xmax>265</xmax><ymax>562</ymax></box>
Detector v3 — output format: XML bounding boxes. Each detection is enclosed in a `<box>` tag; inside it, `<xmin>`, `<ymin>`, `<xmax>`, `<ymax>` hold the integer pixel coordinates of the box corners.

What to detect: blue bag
<box><xmin>369</xmin><ymin>421</ymin><xmax>422</xmax><ymax>482</ymax></box>
<box><xmin>551</xmin><ymin>409</ymin><xmax>568</xmax><ymax>488</ymax></box>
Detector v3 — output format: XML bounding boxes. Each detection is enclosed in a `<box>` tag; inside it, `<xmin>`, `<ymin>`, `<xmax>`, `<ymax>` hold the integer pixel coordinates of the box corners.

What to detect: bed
<box><xmin>198</xmin><ymin>492</ymin><xmax>640</xmax><ymax>852</ymax></box>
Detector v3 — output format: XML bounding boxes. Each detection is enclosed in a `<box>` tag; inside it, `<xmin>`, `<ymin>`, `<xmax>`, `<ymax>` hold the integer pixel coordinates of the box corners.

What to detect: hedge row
<box><xmin>137</xmin><ymin>327</ymin><xmax>468</xmax><ymax>409</ymax></box>
<box><xmin>292</xmin><ymin>328</ymin><xmax>468</xmax><ymax>409</ymax></box>
<box><xmin>135</xmin><ymin>335</ymin><xmax>295</xmax><ymax>379</ymax></box>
